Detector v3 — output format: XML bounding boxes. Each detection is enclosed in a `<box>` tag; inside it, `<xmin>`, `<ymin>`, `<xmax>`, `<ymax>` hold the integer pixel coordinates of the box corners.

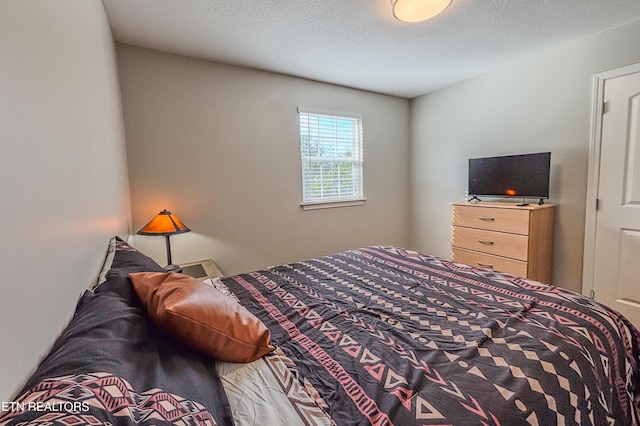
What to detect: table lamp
<box><xmin>136</xmin><ymin>209</ymin><xmax>191</xmax><ymax>272</ymax></box>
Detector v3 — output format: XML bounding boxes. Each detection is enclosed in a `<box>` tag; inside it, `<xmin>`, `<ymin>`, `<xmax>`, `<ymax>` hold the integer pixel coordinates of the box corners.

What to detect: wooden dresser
<box><xmin>451</xmin><ymin>202</ymin><xmax>555</xmax><ymax>284</ymax></box>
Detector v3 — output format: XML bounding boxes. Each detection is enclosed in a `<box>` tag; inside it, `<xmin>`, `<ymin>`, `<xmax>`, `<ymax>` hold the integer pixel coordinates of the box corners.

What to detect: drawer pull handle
<box><xmin>477</xmin><ymin>262</ymin><xmax>494</xmax><ymax>268</ymax></box>
<box><xmin>477</xmin><ymin>240</ymin><xmax>494</xmax><ymax>245</ymax></box>
<box><xmin>478</xmin><ymin>216</ymin><xmax>495</xmax><ymax>221</ymax></box>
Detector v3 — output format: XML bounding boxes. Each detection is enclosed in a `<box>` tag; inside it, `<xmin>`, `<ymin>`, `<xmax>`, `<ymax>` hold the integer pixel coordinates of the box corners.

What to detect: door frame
<box><xmin>582</xmin><ymin>62</ymin><xmax>640</xmax><ymax>297</ymax></box>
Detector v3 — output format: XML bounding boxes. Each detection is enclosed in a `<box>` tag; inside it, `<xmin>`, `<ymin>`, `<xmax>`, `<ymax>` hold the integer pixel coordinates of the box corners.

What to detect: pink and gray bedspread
<box><xmin>222</xmin><ymin>246</ymin><xmax>640</xmax><ymax>425</ymax></box>
<box><xmin>2</xmin><ymin>242</ymin><xmax>639</xmax><ymax>425</ymax></box>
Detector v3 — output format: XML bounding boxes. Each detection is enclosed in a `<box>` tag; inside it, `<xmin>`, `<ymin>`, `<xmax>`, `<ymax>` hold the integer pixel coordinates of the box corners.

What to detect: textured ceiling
<box><xmin>103</xmin><ymin>0</ymin><xmax>640</xmax><ymax>99</ymax></box>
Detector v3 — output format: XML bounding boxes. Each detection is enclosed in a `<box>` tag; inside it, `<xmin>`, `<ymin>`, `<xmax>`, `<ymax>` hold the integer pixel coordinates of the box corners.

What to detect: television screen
<box><xmin>468</xmin><ymin>152</ymin><xmax>551</xmax><ymax>199</ymax></box>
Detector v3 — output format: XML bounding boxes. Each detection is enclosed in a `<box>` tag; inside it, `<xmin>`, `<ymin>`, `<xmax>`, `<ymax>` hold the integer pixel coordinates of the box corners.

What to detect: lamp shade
<box><xmin>136</xmin><ymin>210</ymin><xmax>191</xmax><ymax>236</ymax></box>
<box><xmin>391</xmin><ymin>0</ymin><xmax>452</xmax><ymax>23</ymax></box>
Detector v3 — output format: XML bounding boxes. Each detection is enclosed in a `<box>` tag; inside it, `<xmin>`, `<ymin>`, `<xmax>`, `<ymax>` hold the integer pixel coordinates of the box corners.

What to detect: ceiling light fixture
<box><xmin>391</xmin><ymin>0</ymin><xmax>452</xmax><ymax>23</ymax></box>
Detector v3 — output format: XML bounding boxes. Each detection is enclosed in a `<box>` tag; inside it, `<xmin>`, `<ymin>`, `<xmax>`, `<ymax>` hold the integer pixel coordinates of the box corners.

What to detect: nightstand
<box><xmin>178</xmin><ymin>259</ymin><xmax>223</xmax><ymax>279</ymax></box>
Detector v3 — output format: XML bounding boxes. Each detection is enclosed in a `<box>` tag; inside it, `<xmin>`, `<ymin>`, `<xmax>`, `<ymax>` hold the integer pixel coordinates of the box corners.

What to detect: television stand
<box><xmin>538</xmin><ymin>198</ymin><xmax>545</xmax><ymax>205</ymax></box>
<box><xmin>468</xmin><ymin>196</ymin><xmax>481</xmax><ymax>202</ymax></box>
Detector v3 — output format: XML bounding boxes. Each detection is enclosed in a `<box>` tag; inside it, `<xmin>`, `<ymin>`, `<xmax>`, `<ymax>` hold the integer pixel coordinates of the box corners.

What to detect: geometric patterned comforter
<box><xmin>223</xmin><ymin>246</ymin><xmax>640</xmax><ymax>425</ymax></box>
<box><xmin>0</xmin><ymin>236</ymin><xmax>235</xmax><ymax>426</ymax></box>
<box><xmin>0</xmin><ymin>289</ymin><xmax>234</xmax><ymax>426</ymax></box>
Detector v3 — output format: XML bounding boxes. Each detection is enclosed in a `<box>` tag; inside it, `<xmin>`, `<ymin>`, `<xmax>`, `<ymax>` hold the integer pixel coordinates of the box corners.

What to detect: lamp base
<box><xmin>164</xmin><ymin>264</ymin><xmax>182</xmax><ymax>273</ymax></box>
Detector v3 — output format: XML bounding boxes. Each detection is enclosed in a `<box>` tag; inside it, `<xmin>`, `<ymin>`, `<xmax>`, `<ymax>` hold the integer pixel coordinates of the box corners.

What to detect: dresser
<box><xmin>451</xmin><ymin>202</ymin><xmax>555</xmax><ymax>284</ymax></box>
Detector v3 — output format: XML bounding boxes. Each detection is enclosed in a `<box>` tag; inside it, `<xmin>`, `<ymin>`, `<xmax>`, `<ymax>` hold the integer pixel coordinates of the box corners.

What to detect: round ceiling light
<box><xmin>391</xmin><ymin>0</ymin><xmax>452</xmax><ymax>23</ymax></box>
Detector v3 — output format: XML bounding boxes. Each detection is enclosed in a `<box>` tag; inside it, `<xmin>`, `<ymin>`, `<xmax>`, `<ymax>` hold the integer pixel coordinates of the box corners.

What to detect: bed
<box><xmin>1</xmin><ymin>237</ymin><xmax>639</xmax><ymax>425</ymax></box>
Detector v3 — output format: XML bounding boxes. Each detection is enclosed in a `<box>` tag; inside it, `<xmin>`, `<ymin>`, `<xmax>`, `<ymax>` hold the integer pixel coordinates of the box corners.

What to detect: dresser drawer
<box><xmin>452</xmin><ymin>226</ymin><xmax>529</xmax><ymax>261</ymax></box>
<box><xmin>451</xmin><ymin>248</ymin><xmax>528</xmax><ymax>277</ymax></box>
<box><xmin>452</xmin><ymin>204</ymin><xmax>530</xmax><ymax>235</ymax></box>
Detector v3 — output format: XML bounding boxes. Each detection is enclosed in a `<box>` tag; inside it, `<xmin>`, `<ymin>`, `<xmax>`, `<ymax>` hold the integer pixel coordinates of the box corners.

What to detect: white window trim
<box><xmin>300</xmin><ymin>198</ymin><xmax>367</xmax><ymax>211</ymax></box>
<box><xmin>298</xmin><ymin>108</ymin><xmax>364</xmax><ymax>208</ymax></box>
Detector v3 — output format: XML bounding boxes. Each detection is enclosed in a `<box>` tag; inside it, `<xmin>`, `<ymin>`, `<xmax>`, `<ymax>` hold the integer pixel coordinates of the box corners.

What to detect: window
<box><xmin>298</xmin><ymin>109</ymin><xmax>364</xmax><ymax>209</ymax></box>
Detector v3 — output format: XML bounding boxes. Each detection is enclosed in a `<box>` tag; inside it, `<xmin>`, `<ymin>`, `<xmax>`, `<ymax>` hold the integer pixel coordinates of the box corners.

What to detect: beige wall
<box><xmin>117</xmin><ymin>45</ymin><xmax>410</xmax><ymax>275</ymax></box>
<box><xmin>0</xmin><ymin>1</ymin><xmax>130</xmax><ymax>400</ymax></box>
<box><xmin>410</xmin><ymin>20</ymin><xmax>640</xmax><ymax>292</ymax></box>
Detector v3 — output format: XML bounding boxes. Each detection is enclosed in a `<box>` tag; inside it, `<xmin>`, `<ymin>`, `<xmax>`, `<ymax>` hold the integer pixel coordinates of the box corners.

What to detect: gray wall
<box><xmin>410</xmin><ymin>20</ymin><xmax>640</xmax><ymax>293</ymax></box>
<box><xmin>117</xmin><ymin>45</ymin><xmax>410</xmax><ymax>275</ymax></box>
<box><xmin>0</xmin><ymin>1</ymin><xmax>131</xmax><ymax>400</ymax></box>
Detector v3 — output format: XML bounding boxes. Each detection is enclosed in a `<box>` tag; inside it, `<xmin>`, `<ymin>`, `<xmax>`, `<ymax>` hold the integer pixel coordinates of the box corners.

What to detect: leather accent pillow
<box><xmin>129</xmin><ymin>272</ymin><xmax>275</xmax><ymax>363</ymax></box>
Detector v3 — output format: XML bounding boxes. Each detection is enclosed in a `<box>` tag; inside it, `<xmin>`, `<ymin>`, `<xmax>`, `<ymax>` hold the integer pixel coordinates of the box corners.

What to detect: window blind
<box><xmin>299</xmin><ymin>111</ymin><xmax>363</xmax><ymax>204</ymax></box>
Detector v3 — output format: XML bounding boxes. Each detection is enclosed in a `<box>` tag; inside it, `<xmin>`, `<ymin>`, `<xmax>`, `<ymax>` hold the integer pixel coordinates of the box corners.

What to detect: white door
<box><xmin>592</xmin><ymin>71</ymin><xmax>640</xmax><ymax>327</ymax></box>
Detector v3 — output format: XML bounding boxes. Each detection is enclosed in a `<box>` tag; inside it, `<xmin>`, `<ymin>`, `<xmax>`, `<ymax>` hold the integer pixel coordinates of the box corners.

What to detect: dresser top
<box><xmin>451</xmin><ymin>201</ymin><xmax>556</xmax><ymax>210</ymax></box>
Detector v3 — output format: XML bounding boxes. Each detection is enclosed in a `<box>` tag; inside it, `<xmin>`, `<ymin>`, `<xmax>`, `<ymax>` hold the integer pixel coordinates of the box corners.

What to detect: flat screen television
<box><xmin>468</xmin><ymin>152</ymin><xmax>551</xmax><ymax>202</ymax></box>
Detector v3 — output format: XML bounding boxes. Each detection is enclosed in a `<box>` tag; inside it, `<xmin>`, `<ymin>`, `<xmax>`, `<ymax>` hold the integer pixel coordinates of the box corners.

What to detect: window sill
<box><xmin>300</xmin><ymin>199</ymin><xmax>366</xmax><ymax>211</ymax></box>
